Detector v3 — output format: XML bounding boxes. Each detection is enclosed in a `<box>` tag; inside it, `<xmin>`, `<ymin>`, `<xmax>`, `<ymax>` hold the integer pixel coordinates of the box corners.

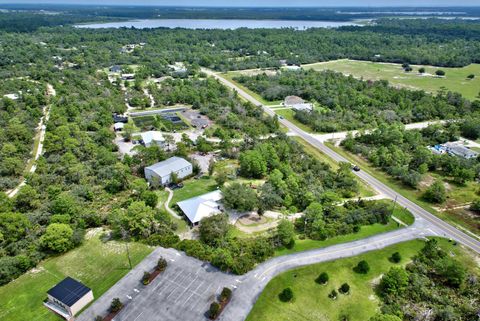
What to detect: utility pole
<box><xmin>121</xmin><ymin>229</ymin><xmax>133</xmax><ymax>270</ymax></box>
<box><xmin>391</xmin><ymin>195</ymin><xmax>398</xmax><ymax>216</ymax></box>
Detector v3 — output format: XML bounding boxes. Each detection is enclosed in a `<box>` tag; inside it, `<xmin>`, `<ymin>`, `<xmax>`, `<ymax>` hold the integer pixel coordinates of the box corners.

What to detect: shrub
<box><xmin>423</xmin><ymin>180</ymin><xmax>446</xmax><ymax>203</ymax></box>
<box><xmin>109</xmin><ymin>298</ymin><xmax>123</xmax><ymax>313</ymax></box>
<box><xmin>354</xmin><ymin>260</ymin><xmax>370</xmax><ymax>274</ymax></box>
<box><xmin>208</xmin><ymin>301</ymin><xmax>221</xmax><ymax>319</ymax></box>
<box><xmin>219</xmin><ymin>287</ymin><xmax>232</xmax><ymax>303</ymax></box>
<box><xmin>435</xmin><ymin>69</ymin><xmax>446</xmax><ymax>76</ymax></box>
<box><xmin>390</xmin><ymin>252</ymin><xmax>402</xmax><ymax>263</ymax></box>
<box><xmin>418</xmin><ymin>67</ymin><xmax>426</xmax><ymax>73</ymax></box>
<box><xmin>467</xmin><ymin>74</ymin><xmax>475</xmax><ymax>79</ymax></box>
<box><xmin>94</xmin><ymin>316</ymin><xmax>103</xmax><ymax>321</ymax></box>
<box><xmin>279</xmin><ymin>287</ymin><xmax>294</xmax><ymax>302</ymax></box>
<box><xmin>315</xmin><ymin>272</ymin><xmax>329</xmax><ymax>285</ymax></box>
<box><xmin>157</xmin><ymin>257</ymin><xmax>168</xmax><ymax>272</ymax></box>
<box><xmin>339</xmin><ymin>283</ymin><xmax>350</xmax><ymax>294</ymax></box>
<box><xmin>328</xmin><ymin>289</ymin><xmax>338</xmax><ymax>299</ymax></box>
<box><xmin>142</xmin><ymin>271</ymin><xmax>151</xmax><ymax>285</ymax></box>
<box><xmin>379</xmin><ymin>267</ymin><xmax>409</xmax><ymax>296</ymax></box>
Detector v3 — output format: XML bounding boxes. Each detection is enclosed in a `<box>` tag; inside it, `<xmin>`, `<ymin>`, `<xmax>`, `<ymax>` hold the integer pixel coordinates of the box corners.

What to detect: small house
<box><xmin>114</xmin><ymin>122</ymin><xmax>124</xmax><ymax>132</ymax></box>
<box><xmin>144</xmin><ymin>156</ymin><xmax>193</xmax><ymax>186</ymax></box>
<box><xmin>43</xmin><ymin>277</ymin><xmax>94</xmax><ymax>320</ymax></box>
<box><xmin>445</xmin><ymin>144</ymin><xmax>479</xmax><ymax>159</ymax></box>
<box><xmin>140</xmin><ymin>131</ymin><xmax>165</xmax><ymax>147</ymax></box>
<box><xmin>121</xmin><ymin>73</ymin><xmax>135</xmax><ymax>80</ymax></box>
<box><xmin>284</xmin><ymin>95</ymin><xmax>313</xmax><ymax>111</ymax></box>
<box><xmin>110</xmin><ymin>65</ymin><xmax>122</xmax><ymax>73</ymax></box>
<box><xmin>177</xmin><ymin>190</ymin><xmax>223</xmax><ymax>225</ymax></box>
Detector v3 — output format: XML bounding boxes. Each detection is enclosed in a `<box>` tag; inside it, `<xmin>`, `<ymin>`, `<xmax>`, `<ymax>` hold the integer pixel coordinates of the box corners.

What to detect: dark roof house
<box><xmin>44</xmin><ymin>277</ymin><xmax>94</xmax><ymax>320</ymax></box>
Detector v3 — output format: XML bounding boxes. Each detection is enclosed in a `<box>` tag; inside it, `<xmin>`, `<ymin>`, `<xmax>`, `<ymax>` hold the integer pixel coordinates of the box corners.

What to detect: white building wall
<box><xmin>69</xmin><ymin>290</ymin><xmax>94</xmax><ymax>316</ymax></box>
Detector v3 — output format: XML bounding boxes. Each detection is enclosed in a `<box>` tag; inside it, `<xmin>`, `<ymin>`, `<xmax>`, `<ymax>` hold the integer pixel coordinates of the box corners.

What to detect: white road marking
<box><xmin>126</xmin><ymin>295</ymin><xmax>132</xmax><ymax>300</ymax></box>
<box><xmin>133</xmin><ymin>312</ymin><xmax>144</xmax><ymax>321</ymax></box>
<box><xmin>133</xmin><ymin>288</ymin><xmax>140</xmax><ymax>293</ymax></box>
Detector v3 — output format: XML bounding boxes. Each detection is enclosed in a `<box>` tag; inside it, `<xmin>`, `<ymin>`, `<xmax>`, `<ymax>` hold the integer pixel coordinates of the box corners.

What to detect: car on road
<box><xmin>352</xmin><ymin>165</ymin><xmax>361</xmax><ymax>172</ymax></box>
<box><xmin>279</xmin><ymin>116</ymin><xmax>284</xmax><ymax>119</ymax></box>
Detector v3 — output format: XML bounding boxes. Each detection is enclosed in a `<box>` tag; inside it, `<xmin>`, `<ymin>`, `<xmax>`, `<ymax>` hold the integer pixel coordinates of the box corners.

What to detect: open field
<box><xmin>248</xmin><ymin>238</ymin><xmax>477</xmax><ymax>321</ymax></box>
<box><xmin>304</xmin><ymin>59</ymin><xmax>480</xmax><ymax>100</ymax></box>
<box><xmin>0</xmin><ymin>230</ymin><xmax>152</xmax><ymax>321</ymax></box>
<box><xmin>326</xmin><ymin>142</ymin><xmax>480</xmax><ymax>236</ymax></box>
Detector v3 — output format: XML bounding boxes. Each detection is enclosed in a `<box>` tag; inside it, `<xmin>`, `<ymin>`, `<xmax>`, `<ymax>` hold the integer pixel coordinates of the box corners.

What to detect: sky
<box><xmin>3</xmin><ymin>0</ymin><xmax>480</xmax><ymax>7</ymax></box>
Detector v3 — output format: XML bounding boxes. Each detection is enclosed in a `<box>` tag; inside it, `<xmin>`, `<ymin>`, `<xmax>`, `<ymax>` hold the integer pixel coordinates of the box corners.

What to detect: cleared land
<box><xmin>305</xmin><ymin>59</ymin><xmax>480</xmax><ymax>100</ymax></box>
<box><xmin>248</xmin><ymin>238</ymin><xmax>476</xmax><ymax>321</ymax></box>
<box><xmin>0</xmin><ymin>230</ymin><xmax>152</xmax><ymax>321</ymax></box>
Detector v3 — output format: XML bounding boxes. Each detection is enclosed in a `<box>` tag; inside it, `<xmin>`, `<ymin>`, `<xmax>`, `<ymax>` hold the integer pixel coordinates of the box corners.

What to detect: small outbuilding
<box><xmin>140</xmin><ymin>131</ymin><xmax>165</xmax><ymax>147</ymax></box>
<box><xmin>43</xmin><ymin>277</ymin><xmax>94</xmax><ymax>320</ymax></box>
<box><xmin>113</xmin><ymin>114</ymin><xmax>128</xmax><ymax>123</ymax></box>
<box><xmin>144</xmin><ymin>156</ymin><xmax>193</xmax><ymax>186</ymax></box>
<box><xmin>177</xmin><ymin>190</ymin><xmax>223</xmax><ymax>225</ymax></box>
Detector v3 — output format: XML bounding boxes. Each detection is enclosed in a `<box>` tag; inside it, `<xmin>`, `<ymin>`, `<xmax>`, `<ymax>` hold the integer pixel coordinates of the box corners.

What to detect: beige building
<box><xmin>44</xmin><ymin>277</ymin><xmax>94</xmax><ymax>320</ymax></box>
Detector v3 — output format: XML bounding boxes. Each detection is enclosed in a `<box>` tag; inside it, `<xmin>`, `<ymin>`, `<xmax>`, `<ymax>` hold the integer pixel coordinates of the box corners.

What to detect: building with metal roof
<box><xmin>177</xmin><ymin>190</ymin><xmax>223</xmax><ymax>225</ymax></box>
<box><xmin>144</xmin><ymin>156</ymin><xmax>193</xmax><ymax>186</ymax></box>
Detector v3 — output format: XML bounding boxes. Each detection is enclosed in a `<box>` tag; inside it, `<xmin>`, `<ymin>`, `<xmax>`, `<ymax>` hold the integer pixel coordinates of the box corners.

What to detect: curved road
<box><xmin>202</xmin><ymin>68</ymin><xmax>480</xmax><ymax>255</ymax></box>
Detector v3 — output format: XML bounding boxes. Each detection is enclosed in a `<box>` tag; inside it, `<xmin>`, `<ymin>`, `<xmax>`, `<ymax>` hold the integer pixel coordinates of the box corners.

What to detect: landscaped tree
<box><xmin>423</xmin><ymin>180</ymin><xmax>447</xmax><ymax>203</ymax></box>
<box><xmin>109</xmin><ymin>298</ymin><xmax>123</xmax><ymax>313</ymax></box>
<box><xmin>219</xmin><ymin>287</ymin><xmax>232</xmax><ymax>303</ymax></box>
<box><xmin>328</xmin><ymin>289</ymin><xmax>338</xmax><ymax>299</ymax></box>
<box><xmin>339</xmin><ymin>283</ymin><xmax>350</xmax><ymax>294</ymax></box>
<box><xmin>390</xmin><ymin>252</ymin><xmax>402</xmax><ymax>263</ymax></box>
<box><xmin>316</xmin><ymin>272</ymin><xmax>329</xmax><ymax>285</ymax></box>
<box><xmin>40</xmin><ymin>223</ymin><xmax>74</xmax><ymax>253</ymax></box>
<box><xmin>276</xmin><ymin>219</ymin><xmax>295</xmax><ymax>248</ymax></box>
<box><xmin>379</xmin><ymin>267</ymin><xmax>409</xmax><ymax>296</ymax></box>
<box><xmin>279</xmin><ymin>287</ymin><xmax>294</xmax><ymax>302</ymax></box>
<box><xmin>354</xmin><ymin>260</ymin><xmax>370</xmax><ymax>274</ymax></box>
<box><xmin>208</xmin><ymin>302</ymin><xmax>221</xmax><ymax>319</ymax></box>
<box><xmin>199</xmin><ymin>214</ymin><xmax>230</xmax><ymax>246</ymax></box>
<box><xmin>157</xmin><ymin>257</ymin><xmax>168</xmax><ymax>272</ymax></box>
<box><xmin>435</xmin><ymin>69</ymin><xmax>446</xmax><ymax>76</ymax></box>
<box><xmin>418</xmin><ymin>67</ymin><xmax>426</xmax><ymax>74</ymax></box>
<box><xmin>142</xmin><ymin>271</ymin><xmax>151</xmax><ymax>285</ymax></box>
<box><xmin>140</xmin><ymin>190</ymin><xmax>158</xmax><ymax>208</ymax></box>
<box><xmin>215</xmin><ymin>169</ymin><xmax>228</xmax><ymax>186</ymax></box>
<box><xmin>222</xmin><ymin>183</ymin><xmax>258</xmax><ymax>212</ymax></box>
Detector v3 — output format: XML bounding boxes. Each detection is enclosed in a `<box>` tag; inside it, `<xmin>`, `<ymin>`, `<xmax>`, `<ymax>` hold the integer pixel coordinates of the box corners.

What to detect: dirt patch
<box><xmin>238</xmin><ymin>213</ymin><xmax>267</xmax><ymax>226</ymax></box>
<box><xmin>85</xmin><ymin>227</ymin><xmax>104</xmax><ymax>240</ymax></box>
<box><xmin>236</xmin><ymin>69</ymin><xmax>277</xmax><ymax>77</ymax></box>
<box><xmin>418</xmin><ymin>174</ymin><xmax>435</xmax><ymax>189</ymax></box>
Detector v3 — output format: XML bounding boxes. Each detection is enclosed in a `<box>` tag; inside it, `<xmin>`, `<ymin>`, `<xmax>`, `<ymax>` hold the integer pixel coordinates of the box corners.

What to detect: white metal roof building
<box><xmin>177</xmin><ymin>190</ymin><xmax>223</xmax><ymax>225</ymax></box>
<box><xmin>144</xmin><ymin>156</ymin><xmax>193</xmax><ymax>186</ymax></box>
<box><xmin>140</xmin><ymin>131</ymin><xmax>165</xmax><ymax>147</ymax></box>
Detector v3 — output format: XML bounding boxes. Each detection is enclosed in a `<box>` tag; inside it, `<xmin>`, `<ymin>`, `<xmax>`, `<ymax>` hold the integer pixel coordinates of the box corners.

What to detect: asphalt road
<box><xmin>202</xmin><ymin>68</ymin><xmax>480</xmax><ymax>255</ymax></box>
<box><xmin>79</xmin><ymin>227</ymin><xmax>427</xmax><ymax>321</ymax></box>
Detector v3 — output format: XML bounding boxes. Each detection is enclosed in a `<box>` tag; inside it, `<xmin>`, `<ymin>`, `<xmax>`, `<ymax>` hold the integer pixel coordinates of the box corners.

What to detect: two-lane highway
<box><xmin>203</xmin><ymin>68</ymin><xmax>480</xmax><ymax>254</ymax></box>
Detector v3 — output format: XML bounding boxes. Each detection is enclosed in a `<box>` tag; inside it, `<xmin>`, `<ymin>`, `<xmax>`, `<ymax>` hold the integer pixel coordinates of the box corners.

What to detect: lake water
<box><xmin>75</xmin><ymin>19</ymin><xmax>359</xmax><ymax>30</ymax></box>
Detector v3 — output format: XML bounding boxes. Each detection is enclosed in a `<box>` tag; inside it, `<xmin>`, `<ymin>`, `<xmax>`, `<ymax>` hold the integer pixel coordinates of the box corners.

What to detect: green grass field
<box><xmin>248</xmin><ymin>238</ymin><xmax>476</xmax><ymax>321</ymax></box>
<box><xmin>171</xmin><ymin>176</ymin><xmax>217</xmax><ymax>204</ymax></box>
<box><xmin>0</xmin><ymin>230</ymin><xmax>152</xmax><ymax>321</ymax></box>
<box><xmin>276</xmin><ymin>206</ymin><xmax>413</xmax><ymax>256</ymax></box>
<box><xmin>305</xmin><ymin>59</ymin><xmax>480</xmax><ymax>100</ymax></box>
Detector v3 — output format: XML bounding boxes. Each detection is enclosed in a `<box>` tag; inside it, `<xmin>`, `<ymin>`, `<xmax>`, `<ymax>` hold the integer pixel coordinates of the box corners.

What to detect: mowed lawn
<box><xmin>171</xmin><ymin>176</ymin><xmax>217</xmax><ymax>204</ymax></box>
<box><xmin>276</xmin><ymin>206</ymin><xmax>414</xmax><ymax>256</ymax></box>
<box><xmin>0</xmin><ymin>230</ymin><xmax>153</xmax><ymax>321</ymax></box>
<box><xmin>248</xmin><ymin>238</ymin><xmax>474</xmax><ymax>321</ymax></box>
<box><xmin>305</xmin><ymin>59</ymin><xmax>480</xmax><ymax>100</ymax></box>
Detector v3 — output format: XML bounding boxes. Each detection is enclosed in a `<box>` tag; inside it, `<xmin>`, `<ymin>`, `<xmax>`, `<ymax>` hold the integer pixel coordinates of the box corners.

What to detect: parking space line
<box><xmin>133</xmin><ymin>312</ymin><xmax>144</xmax><ymax>321</ymax></box>
<box><xmin>182</xmin><ymin>280</ymin><xmax>205</xmax><ymax>307</ymax></box>
<box><xmin>175</xmin><ymin>274</ymin><xmax>199</xmax><ymax>302</ymax></box>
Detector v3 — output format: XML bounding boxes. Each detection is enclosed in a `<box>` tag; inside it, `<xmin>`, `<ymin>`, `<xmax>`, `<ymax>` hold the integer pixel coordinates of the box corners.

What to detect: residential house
<box><xmin>113</xmin><ymin>113</ymin><xmax>128</xmax><ymax>123</ymax></box>
<box><xmin>43</xmin><ymin>277</ymin><xmax>94</xmax><ymax>321</ymax></box>
<box><xmin>284</xmin><ymin>95</ymin><xmax>313</xmax><ymax>111</ymax></box>
<box><xmin>144</xmin><ymin>156</ymin><xmax>193</xmax><ymax>186</ymax></box>
<box><xmin>177</xmin><ymin>190</ymin><xmax>223</xmax><ymax>225</ymax></box>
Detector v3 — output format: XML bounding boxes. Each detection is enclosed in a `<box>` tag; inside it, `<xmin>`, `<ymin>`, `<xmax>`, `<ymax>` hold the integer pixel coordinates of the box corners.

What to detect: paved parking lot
<box><xmin>78</xmin><ymin>247</ymin><xmax>239</xmax><ymax>321</ymax></box>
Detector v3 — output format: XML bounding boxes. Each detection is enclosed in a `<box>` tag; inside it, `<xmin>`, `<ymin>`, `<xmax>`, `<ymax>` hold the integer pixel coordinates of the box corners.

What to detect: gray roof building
<box><xmin>144</xmin><ymin>157</ymin><xmax>193</xmax><ymax>186</ymax></box>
